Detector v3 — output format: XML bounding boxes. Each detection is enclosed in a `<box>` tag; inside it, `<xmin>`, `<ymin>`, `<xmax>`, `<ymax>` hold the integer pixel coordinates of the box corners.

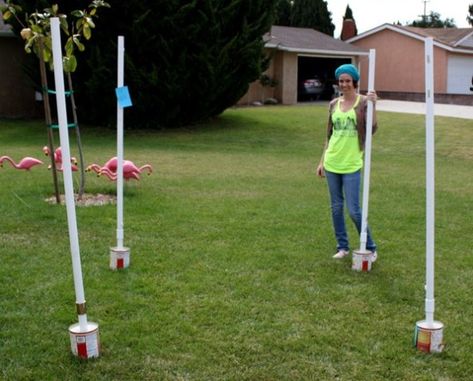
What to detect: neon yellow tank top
<box><xmin>324</xmin><ymin>96</ymin><xmax>363</xmax><ymax>174</ymax></box>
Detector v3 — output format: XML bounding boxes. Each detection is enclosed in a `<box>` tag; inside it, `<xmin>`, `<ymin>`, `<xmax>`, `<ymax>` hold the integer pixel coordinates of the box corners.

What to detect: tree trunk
<box><xmin>38</xmin><ymin>39</ymin><xmax>61</xmax><ymax>204</ymax></box>
<box><xmin>67</xmin><ymin>72</ymin><xmax>86</xmax><ymax>199</ymax></box>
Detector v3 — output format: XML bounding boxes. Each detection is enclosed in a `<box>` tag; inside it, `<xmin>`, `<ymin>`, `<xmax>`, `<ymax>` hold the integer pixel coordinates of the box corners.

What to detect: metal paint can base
<box><xmin>69</xmin><ymin>322</ymin><xmax>100</xmax><ymax>359</ymax></box>
<box><xmin>352</xmin><ymin>250</ymin><xmax>373</xmax><ymax>272</ymax></box>
<box><xmin>110</xmin><ymin>247</ymin><xmax>130</xmax><ymax>270</ymax></box>
<box><xmin>414</xmin><ymin>320</ymin><xmax>445</xmax><ymax>353</ymax></box>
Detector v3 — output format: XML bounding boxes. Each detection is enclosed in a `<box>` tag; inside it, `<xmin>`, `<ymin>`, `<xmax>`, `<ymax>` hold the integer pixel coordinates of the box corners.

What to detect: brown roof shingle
<box><xmin>265</xmin><ymin>25</ymin><xmax>368</xmax><ymax>55</ymax></box>
<box><xmin>400</xmin><ymin>26</ymin><xmax>473</xmax><ymax>47</ymax></box>
<box><xmin>347</xmin><ymin>23</ymin><xmax>473</xmax><ymax>52</ymax></box>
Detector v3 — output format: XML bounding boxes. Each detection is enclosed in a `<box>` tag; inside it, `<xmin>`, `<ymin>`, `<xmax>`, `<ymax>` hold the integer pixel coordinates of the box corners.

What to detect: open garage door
<box><xmin>298</xmin><ymin>56</ymin><xmax>351</xmax><ymax>102</ymax></box>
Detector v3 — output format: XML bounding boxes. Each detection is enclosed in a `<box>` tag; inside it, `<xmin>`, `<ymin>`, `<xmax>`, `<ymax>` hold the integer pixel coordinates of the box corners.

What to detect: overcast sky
<box><xmin>326</xmin><ymin>0</ymin><xmax>472</xmax><ymax>37</ymax></box>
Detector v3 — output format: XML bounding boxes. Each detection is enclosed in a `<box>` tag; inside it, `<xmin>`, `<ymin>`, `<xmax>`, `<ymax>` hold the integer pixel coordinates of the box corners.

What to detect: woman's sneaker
<box><xmin>333</xmin><ymin>249</ymin><xmax>349</xmax><ymax>259</ymax></box>
<box><xmin>371</xmin><ymin>251</ymin><xmax>378</xmax><ymax>262</ymax></box>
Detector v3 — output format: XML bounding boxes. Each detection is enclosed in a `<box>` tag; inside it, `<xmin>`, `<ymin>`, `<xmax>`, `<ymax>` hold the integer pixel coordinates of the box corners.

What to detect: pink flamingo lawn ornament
<box><xmin>138</xmin><ymin>164</ymin><xmax>152</xmax><ymax>176</ymax></box>
<box><xmin>43</xmin><ymin>145</ymin><xmax>61</xmax><ymax>163</ymax></box>
<box><xmin>102</xmin><ymin>157</ymin><xmax>152</xmax><ymax>175</ymax></box>
<box><xmin>43</xmin><ymin>146</ymin><xmax>78</xmax><ymax>171</ymax></box>
<box><xmin>85</xmin><ymin>161</ymin><xmax>121</xmax><ymax>174</ymax></box>
<box><xmin>85</xmin><ymin>163</ymin><xmax>103</xmax><ymax>174</ymax></box>
<box><xmin>86</xmin><ymin>157</ymin><xmax>153</xmax><ymax>177</ymax></box>
<box><xmin>42</xmin><ymin>146</ymin><xmax>78</xmax><ymax>166</ymax></box>
<box><xmin>0</xmin><ymin>155</ymin><xmax>44</xmax><ymax>170</ymax></box>
<box><xmin>55</xmin><ymin>163</ymin><xmax>79</xmax><ymax>172</ymax></box>
<box><xmin>98</xmin><ymin>167</ymin><xmax>140</xmax><ymax>181</ymax></box>
<box><xmin>103</xmin><ymin>156</ymin><xmax>118</xmax><ymax>172</ymax></box>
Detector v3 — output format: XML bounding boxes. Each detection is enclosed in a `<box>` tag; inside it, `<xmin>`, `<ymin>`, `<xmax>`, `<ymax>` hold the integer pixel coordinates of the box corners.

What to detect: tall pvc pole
<box><xmin>109</xmin><ymin>36</ymin><xmax>131</xmax><ymax>270</ymax></box>
<box><xmin>359</xmin><ymin>49</ymin><xmax>376</xmax><ymax>253</ymax></box>
<box><xmin>424</xmin><ymin>37</ymin><xmax>435</xmax><ymax>325</ymax></box>
<box><xmin>352</xmin><ymin>50</ymin><xmax>377</xmax><ymax>272</ymax></box>
<box><xmin>116</xmin><ymin>36</ymin><xmax>125</xmax><ymax>250</ymax></box>
<box><xmin>51</xmin><ymin>17</ymin><xmax>87</xmax><ymax>331</ymax></box>
<box><xmin>414</xmin><ymin>37</ymin><xmax>444</xmax><ymax>353</ymax></box>
<box><xmin>51</xmin><ymin>18</ymin><xmax>100</xmax><ymax>358</ymax></box>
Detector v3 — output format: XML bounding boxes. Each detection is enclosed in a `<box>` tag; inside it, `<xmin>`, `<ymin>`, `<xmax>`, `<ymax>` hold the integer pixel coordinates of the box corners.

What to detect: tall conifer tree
<box><xmin>275</xmin><ymin>0</ymin><xmax>292</xmax><ymax>26</ymax></box>
<box><xmin>290</xmin><ymin>0</ymin><xmax>334</xmax><ymax>36</ymax></box>
<box><xmin>7</xmin><ymin>0</ymin><xmax>277</xmax><ymax>128</ymax></box>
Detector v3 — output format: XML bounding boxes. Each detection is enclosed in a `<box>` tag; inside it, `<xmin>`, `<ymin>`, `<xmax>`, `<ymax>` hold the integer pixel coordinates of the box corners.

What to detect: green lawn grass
<box><xmin>1</xmin><ymin>105</ymin><xmax>472</xmax><ymax>380</ymax></box>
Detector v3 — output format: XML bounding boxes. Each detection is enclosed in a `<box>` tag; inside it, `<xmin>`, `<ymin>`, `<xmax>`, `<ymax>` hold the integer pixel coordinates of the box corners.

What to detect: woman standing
<box><xmin>316</xmin><ymin>64</ymin><xmax>378</xmax><ymax>260</ymax></box>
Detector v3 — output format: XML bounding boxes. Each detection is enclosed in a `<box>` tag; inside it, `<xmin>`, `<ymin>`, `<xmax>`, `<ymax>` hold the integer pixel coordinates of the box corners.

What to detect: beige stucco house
<box><xmin>238</xmin><ymin>25</ymin><xmax>369</xmax><ymax>106</ymax></box>
<box><xmin>347</xmin><ymin>23</ymin><xmax>473</xmax><ymax>105</ymax></box>
<box><xmin>3</xmin><ymin>18</ymin><xmax>472</xmax><ymax>118</ymax></box>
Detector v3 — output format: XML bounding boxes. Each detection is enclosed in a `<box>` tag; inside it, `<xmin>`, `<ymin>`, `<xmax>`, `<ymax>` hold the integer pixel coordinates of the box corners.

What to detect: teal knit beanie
<box><xmin>335</xmin><ymin>64</ymin><xmax>360</xmax><ymax>81</ymax></box>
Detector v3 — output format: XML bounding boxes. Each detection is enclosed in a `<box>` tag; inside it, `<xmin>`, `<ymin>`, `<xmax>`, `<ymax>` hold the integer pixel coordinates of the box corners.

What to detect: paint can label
<box><xmin>352</xmin><ymin>251</ymin><xmax>372</xmax><ymax>272</ymax></box>
<box><xmin>109</xmin><ymin>248</ymin><xmax>130</xmax><ymax>270</ymax></box>
<box><xmin>416</xmin><ymin>328</ymin><xmax>432</xmax><ymax>352</ymax></box>
<box><xmin>69</xmin><ymin>325</ymin><xmax>100</xmax><ymax>358</ymax></box>
<box><xmin>414</xmin><ymin>324</ymin><xmax>444</xmax><ymax>353</ymax></box>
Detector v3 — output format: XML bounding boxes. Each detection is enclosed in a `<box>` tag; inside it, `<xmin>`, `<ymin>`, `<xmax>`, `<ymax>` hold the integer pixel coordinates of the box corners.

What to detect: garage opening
<box><xmin>298</xmin><ymin>56</ymin><xmax>351</xmax><ymax>102</ymax></box>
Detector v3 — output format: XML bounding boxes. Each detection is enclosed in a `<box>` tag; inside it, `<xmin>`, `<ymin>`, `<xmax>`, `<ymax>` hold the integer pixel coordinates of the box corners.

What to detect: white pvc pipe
<box><xmin>424</xmin><ymin>37</ymin><xmax>435</xmax><ymax>324</ymax></box>
<box><xmin>359</xmin><ymin>49</ymin><xmax>376</xmax><ymax>252</ymax></box>
<box><xmin>116</xmin><ymin>36</ymin><xmax>125</xmax><ymax>249</ymax></box>
<box><xmin>51</xmin><ymin>18</ymin><xmax>88</xmax><ymax>330</ymax></box>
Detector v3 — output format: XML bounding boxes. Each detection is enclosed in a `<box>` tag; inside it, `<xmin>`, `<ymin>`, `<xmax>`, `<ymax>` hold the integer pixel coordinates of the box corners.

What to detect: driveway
<box><xmin>376</xmin><ymin>100</ymin><xmax>473</xmax><ymax>120</ymax></box>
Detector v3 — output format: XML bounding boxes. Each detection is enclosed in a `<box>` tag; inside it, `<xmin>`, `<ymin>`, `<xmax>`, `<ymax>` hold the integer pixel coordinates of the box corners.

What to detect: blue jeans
<box><xmin>325</xmin><ymin>169</ymin><xmax>376</xmax><ymax>252</ymax></box>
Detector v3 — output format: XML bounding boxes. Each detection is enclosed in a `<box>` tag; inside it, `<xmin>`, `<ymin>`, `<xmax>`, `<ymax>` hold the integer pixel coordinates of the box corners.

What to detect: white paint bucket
<box><xmin>69</xmin><ymin>322</ymin><xmax>100</xmax><ymax>359</ymax></box>
<box><xmin>414</xmin><ymin>320</ymin><xmax>444</xmax><ymax>353</ymax></box>
<box><xmin>352</xmin><ymin>250</ymin><xmax>373</xmax><ymax>272</ymax></box>
<box><xmin>110</xmin><ymin>247</ymin><xmax>130</xmax><ymax>270</ymax></box>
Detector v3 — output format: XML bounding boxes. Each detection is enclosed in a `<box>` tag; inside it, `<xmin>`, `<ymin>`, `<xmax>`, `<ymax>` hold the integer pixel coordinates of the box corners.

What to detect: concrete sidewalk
<box><xmin>376</xmin><ymin>100</ymin><xmax>473</xmax><ymax>120</ymax></box>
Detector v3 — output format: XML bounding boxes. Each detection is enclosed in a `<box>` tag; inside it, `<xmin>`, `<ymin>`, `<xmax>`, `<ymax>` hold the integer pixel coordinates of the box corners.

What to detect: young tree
<box><xmin>1</xmin><ymin>0</ymin><xmax>109</xmax><ymax>200</ymax></box>
<box><xmin>468</xmin><ymin>4</ymin><xmax>473</xmax><ymax>26</ymax></box>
